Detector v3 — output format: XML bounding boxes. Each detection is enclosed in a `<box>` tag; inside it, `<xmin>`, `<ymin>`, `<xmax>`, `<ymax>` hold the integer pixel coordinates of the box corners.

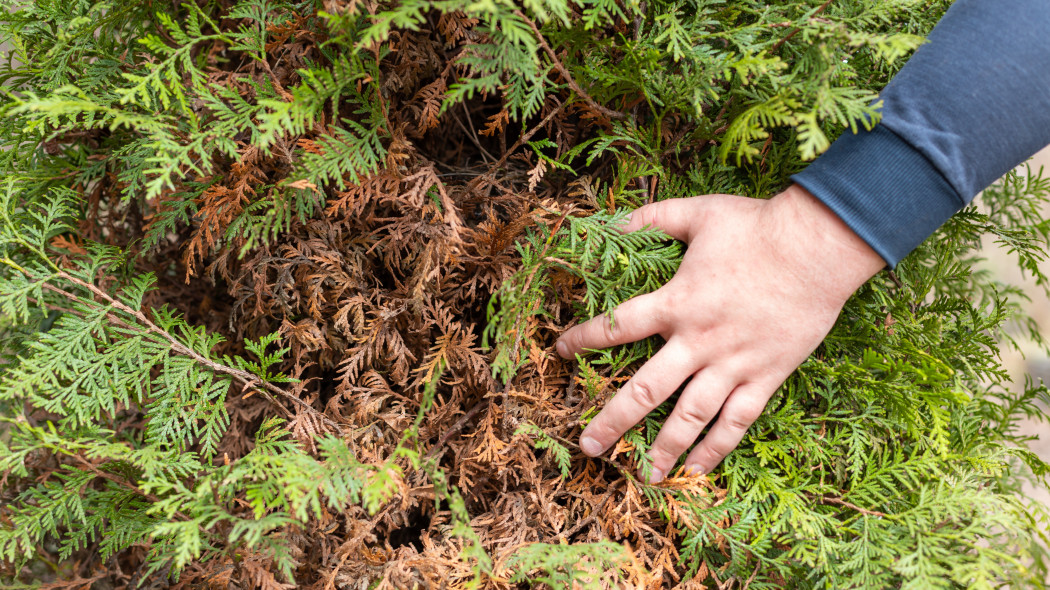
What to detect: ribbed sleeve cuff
<box><xmin>790</xmin><ymin>125</ymin><xmax>964</xmax><ymax>267</ymax></box>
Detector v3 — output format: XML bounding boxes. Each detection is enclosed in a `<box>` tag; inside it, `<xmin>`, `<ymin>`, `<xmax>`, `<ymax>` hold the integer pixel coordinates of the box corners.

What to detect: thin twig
<box><xmin>707</xmin><ymin>96</ymin><xmax>735</xmax><ymax>145</ymax></box>
<box><xmin>810</xmin><ymin>493</ymin><xmax>889</xmax><ymax>518</ymax></box>
<box><xmin>25</xmin><ymin>295</ymin><xmax>79</xmax><ymax>318</ymax></box>
<box><xmin>424</xmin><ymin>400</ymin><xmax>487</xmax><ymax>460</ymax></box>
<box><xmin>324</xmin><ymin>505</ymin><xmax>393</xmax><ymax>590</ymax></box>
<box><xmin>71</xmin><ymin>453</ymin><xmax>191</xmax><ymax>521</ymax></box>
<box><xmin>39</xmin><ymin>270</ymin><xmax>342</xmax><ymax>434</ymax></box>
<box><xmin>456</xmin><ymin>102</ymin><xmax>496</xmax><ymax>163</ymax></box>
<box><xmin>770</xmin><ymin>0</ymin><xmax>834</xmax><ymax>52</ymax></box>
<box><xmin>565</xmin><ymin>364</ymin><xmax>582</xmax><ymax>407</ymax></box>
<box><xmin>887</xmin><ymin>270</ymin><xmax>904</xmax><ymax>290</ymax></box>
<box><xmin>467</xmin><ymin>99</ymin><xmax>569</xmax><ymax>195</ymax></box>
<box><xmin>517</xmin><ymin>11</ymin><xmax>627</xmax><ymax>121</ymax></box>
<box><xmin>548</xmin><ymin>481</ymin><xmax>620</xmax><ymax>542</ymax></box>
<box><xmin>741</xmin><ymin>562</ymin><xmax>762</xmax><ymax>590</ymax></box>
<box><xmin>521</xmin><ymin>211</ymin><xmax>573</xmax><ymax>294</ymax></box>
<box><xmin>886</xmin><ymin>270</ymin><xmax>918</xmax><ymax>313</ymax></box>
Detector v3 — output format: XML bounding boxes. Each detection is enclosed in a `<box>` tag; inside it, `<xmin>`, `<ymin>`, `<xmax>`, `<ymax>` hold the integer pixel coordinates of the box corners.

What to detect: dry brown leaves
<box><xmin>68</xmin><ymin>7</ymin><xmax>731</xmax><ymax>589</ymax></box>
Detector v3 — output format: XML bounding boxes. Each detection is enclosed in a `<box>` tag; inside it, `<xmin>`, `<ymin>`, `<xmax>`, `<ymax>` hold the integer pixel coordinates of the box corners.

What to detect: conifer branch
<box><xmin>548</xmin><ymin>482</ymin><xmax>619</xmax><ymax>542</ymax></box>
<box><xmin>770</xmin><ymin>0</ymin><xmax>834</xmax><ymax>52</ymax></box>
<box><xmin>809</xmin><ymin>494</ymin><xmax>890</xmax><ymax>518</ymax></box>
<box><xmin>517</xmin><ymin>11</ymin><xmax>627</xmax><ymax>122</ymax></box>
<box><xmin>741</xmin><ymin>562</ymin><xmax>762</xmax><ymax>590</ymax></box>
<box><xmin>424</xmin><ymin>401</ymin><xmax>487</xmax><ymax>460</ymax></box>
<box><xmin>38</xmin><ymin>269</ymin><xmax>344</xmax><ymax>435</ymax></box>
<box><xmin>69</xmin><ymin>453</ymin><xmax>191</xmax><ymax>521</ymax></box>
<box><xmin>466</xmin><ymin>98</ymin><xmax>568</xmax><ymax>193</ymax></box>
<box><xmin>1</xmin><ymin>1</ymin><xmax>1044</xmax><ymax>586</ymax></box>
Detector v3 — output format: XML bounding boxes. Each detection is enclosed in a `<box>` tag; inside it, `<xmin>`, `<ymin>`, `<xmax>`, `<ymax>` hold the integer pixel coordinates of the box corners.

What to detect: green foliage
<box><xmin>1</xmin><ymin>0</ymin><xmax>1049</xmax><ymax>588</ymax></box>
<box><xmin>0</xmin><ymin>189</ymin><xmax>414</xmax><ymax>581</ymax></box>
<box><xmin>485</xmin><ymin>210</ymin><xmax>680</xmax><ymax>383</ymax></box>
<box><xmin>515</xmin><ymin>422</ymin><xmax>573</xmax><ymax>478</ymax></box>
<box><xmin>506</xmin><ymin>541</ymin><xmax>631</xmax><ymax>588</ymax></box>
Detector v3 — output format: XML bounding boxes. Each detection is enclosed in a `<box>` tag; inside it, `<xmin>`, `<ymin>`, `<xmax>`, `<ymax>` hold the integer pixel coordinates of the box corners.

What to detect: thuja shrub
<box><xmin>1</xmin><ymin>0</ymin><xmax>1049</xmax><ymax>587</ymax></box>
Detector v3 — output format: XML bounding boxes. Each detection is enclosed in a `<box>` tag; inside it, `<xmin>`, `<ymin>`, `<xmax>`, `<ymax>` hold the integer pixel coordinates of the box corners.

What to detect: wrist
<box><xmin>767</xmin><ymin>184</ymin><xmax>886</xmax><ymax>303</ymax></box>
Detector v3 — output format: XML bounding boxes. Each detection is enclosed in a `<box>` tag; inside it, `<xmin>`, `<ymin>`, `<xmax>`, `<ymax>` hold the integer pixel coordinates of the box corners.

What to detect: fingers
<box><xmin>683</xmin><ymin>382</ymin><xmax>772</xmax><ymax>476</ymax></box>
<box><xmin>643</xmin><ymin>368</ymin><xmax>734</xmax><ymax>483</ymax></box>
<box><xmin>578</xmin><ymin>340</ymin><xmax>698</xmax><ymax>458</ymax></box>
<box><xmin>556</xmin><ymin>292</ymin><xmax>664</xmax><ymax>359</ymax></box>
<box><xmin>622</xmin><ymin>198</ymin><xmax>706</xmax><ymax>241</ymax></box>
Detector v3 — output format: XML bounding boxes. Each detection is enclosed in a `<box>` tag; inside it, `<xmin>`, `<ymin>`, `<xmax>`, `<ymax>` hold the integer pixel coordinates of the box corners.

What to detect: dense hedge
<box><xmin>1</xmin><ymin>0</ymin><xmax>1049</xmax><ymax>588</ymax></box>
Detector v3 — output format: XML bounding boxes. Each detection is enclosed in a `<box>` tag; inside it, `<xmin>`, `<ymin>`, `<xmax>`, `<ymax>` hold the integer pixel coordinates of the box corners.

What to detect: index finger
<box><xmin>556</xmin><ymin>292</ymin><xmax>664</xmax><ymax>359</ymax></box>
<box><xmin>622</xmin><ymin>198</ymin><xmax>708</xmax><ymax>241</ymax></box>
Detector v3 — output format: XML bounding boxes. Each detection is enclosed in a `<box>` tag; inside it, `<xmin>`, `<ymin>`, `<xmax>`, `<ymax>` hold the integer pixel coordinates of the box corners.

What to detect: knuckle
<box><xmin>648</xmin><ymin>445</ymin><xmax>680</xmax><ymax>468</ymax></box>
<box><xmin>628</xmin><ymin>378</ymin><xmax>661</xmax><ymax>408</ymax></box>
<box><xmin>601</xmin><ymin>314</ymin><xmax>619</xmax><ymax>342</ymax></box>
<box><xmin>725</xmin><ymin>406</ymin><xmax>761</xmax><ymax>431</ymax></box>
<box><xmin>590</xmin><ymin>419</ymin><xmax>622</xmax><ymax>444</ymax></box>
<box><xmin>657</xmin><ymin>289</ymin><xmax>680</xmax><ymax>312</ymax></box>
<box><xmin>679</xmin><ymin>404</ymin><xmax>713</xmax><ymax>428</ymax></box>
<box><xmin>655</xmin><ymin>289</ymin><xmax>697</xmax><ymax>327</ymax></box>
<box><xmin>648</xmin><ymin>293</ymin><xmax>677</xmax><ymax>327</ymax></box>
<box><xmin>694</xmin><ymin>444</ymin><xmax>724</xmax><ymax>465</ymax></box>
<box><xmin>635</xmin><ymin>203</ymin><xmax>658</xmax><ymax>228</ymax></box>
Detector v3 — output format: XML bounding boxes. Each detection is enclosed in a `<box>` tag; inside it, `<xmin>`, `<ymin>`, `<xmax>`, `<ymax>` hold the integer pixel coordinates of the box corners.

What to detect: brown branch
<box><xmin>713</xmin><ymin>96</ymin><xmax>734</xmax><ymax>124</ymax></box>
<box><xmin>741</xmin><ymin>561</ymin><xmax>762</xmax><ymax>590</ymax></box>
<box><xmin>70</xmin><ymin>454</ymin><xmax>190</xmax><ymax>521</ymax></box>
<box><xmin>325</xmin><ymin>505</ymin><xmax>393</xmax><ymax>590</ymax></box>
<box><xmin>565</xmin><ymin>364</ymin><xmax>582</xmax><ymax>407</ymax></box>
<box><xmin>886</xmin><ymin>270</ymin><xmax>918</xmax><ymax>313</ymax></box>
<box><xmin>39</xmin><ymin>574</ymin><xmax>107</xmax><ymax>590</ymax></box>
<box><xmin>517</xmin><ymin>11</ymin><xmax>627</xmax><ymax>121</ymax></box>
<box><xmin>706</xmin><ymin>96</ymin><xmax>735</xmax><ymax>146</ymax></box>
<box><xmin>454</xmin><ymin>101</ymin><xmax>496</xmax><ymax>163</ymax></box>
<box><xmin>548</xmin><ymin>481</ymin><xmax>620</xmax><ymax>543</ymax></box>
<box><xmin>25</xmin><ymin>294</ymin><xmax>79</xmax><ymax>318</ymax></box>
<box><xmin>522</xmin><ymin>211</ymin><xmax>572</xmax><ymax>294</ymax></box>
<box><xmin>467</xmin><ymin>98</ymin><xmax>569</xmax><ymax>194</ymax></box>
<box><xmin>770</xmin><ymin>0</ymin><xmax>834</xmax><ymax>53</ymax></box>
<box><xmin>810</xmin><ymin>493</ymin><xmax>889</xmax><ymax>518</ymax></box>
<box><xmin>424</xmin><ymin>401</ymin><xmax>486</xmax><ymax>460</ymax></box>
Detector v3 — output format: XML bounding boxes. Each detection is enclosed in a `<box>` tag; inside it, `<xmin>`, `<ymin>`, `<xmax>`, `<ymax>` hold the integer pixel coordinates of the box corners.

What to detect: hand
<box><xmin>555</xmin><ymin>185</ymin><xmax>886</xmax><ymax>483</ymax></box>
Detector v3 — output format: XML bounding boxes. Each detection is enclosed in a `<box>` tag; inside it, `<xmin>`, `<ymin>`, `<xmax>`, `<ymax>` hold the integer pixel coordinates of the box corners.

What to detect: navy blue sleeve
<box><xmin>791</xmin><ymin>0</ymin><xmax>1050</xmax><ymax>266</ymax></box>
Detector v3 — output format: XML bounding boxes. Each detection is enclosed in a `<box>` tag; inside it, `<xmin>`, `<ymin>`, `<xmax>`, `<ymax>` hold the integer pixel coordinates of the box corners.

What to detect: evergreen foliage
<box><xmin>0</xmin><ymin>0</ymin><xmax>1048</xmax><ymax>588</ymax></box>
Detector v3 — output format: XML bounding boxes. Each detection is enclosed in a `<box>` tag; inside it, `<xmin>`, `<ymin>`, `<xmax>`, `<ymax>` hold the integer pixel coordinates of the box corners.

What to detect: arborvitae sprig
<box><xmin>506</xmin><ymin>541</ymin><xmax>631</xmax><ymax>589</ymax></box>
<box><xmin>485</xmin><ymin>209</ymin><xmax>680</xmax><ymax>383</ymax></box>
<box><xmin>0</xmin><ymin>189</ymin><xmax>407</xmax><ymax>581</ymax></box>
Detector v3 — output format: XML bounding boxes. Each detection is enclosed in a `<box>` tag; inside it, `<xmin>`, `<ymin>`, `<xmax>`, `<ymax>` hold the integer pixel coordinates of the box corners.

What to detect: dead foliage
<box><xmin>15</xmin><ymin>5</ymin><xmax>732</xmax><ymax>589</ymax></box>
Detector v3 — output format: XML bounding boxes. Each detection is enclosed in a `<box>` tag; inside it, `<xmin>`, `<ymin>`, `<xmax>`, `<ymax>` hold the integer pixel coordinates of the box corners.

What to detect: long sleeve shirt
<box><xmin>791</xmin><ymin>0</ymin><xmax>1050</xmax><ymax>267</ymax></box>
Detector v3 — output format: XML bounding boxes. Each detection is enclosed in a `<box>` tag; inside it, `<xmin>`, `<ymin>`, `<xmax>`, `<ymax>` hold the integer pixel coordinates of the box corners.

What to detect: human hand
<box><xmin>555</xmin><ymin>185</ymin><xmax>886</xmax><ymax>483</ymax></box>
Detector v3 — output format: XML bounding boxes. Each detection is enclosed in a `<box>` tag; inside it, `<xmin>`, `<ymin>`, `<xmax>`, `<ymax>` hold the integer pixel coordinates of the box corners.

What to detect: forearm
<box><xmin>793</xmin><ymin>0</ymin><xmax>1050</xmax><ymax>266</ymax></box>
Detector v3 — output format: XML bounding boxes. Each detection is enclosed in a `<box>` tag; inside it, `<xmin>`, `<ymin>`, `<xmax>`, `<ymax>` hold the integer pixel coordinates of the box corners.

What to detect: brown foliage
<box><xmin>49</xmin><ymin>7</ymin><xmax>730</xmax><ymax>589</ymax></box>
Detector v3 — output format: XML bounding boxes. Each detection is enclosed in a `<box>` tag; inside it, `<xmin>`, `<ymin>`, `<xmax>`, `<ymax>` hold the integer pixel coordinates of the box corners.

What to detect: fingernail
<box><xmin>556</xmin><ymin>339</ymin><xmax>570</xmax><ymax>358</ymax></box>
<box><xmin>646</xmin><ymin>467</ymin><xmax>665</xmax><ymax>484</ymax></box>
<box><xmin>580</xmin><ymin>435</ymin><xmax>603</xmax><ymax>456</ymax></box>
<box><xmin>684</xmin><ymin>463</ymin><xmax>705</xmax><ymax>476</ymax></box>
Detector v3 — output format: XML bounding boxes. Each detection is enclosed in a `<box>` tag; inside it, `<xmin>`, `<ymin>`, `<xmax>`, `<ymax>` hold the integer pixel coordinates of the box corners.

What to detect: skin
<box><xmin>555</xmin><ymin>184</ymin><xmax>887</xmax><ymax>483</ymax></box>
